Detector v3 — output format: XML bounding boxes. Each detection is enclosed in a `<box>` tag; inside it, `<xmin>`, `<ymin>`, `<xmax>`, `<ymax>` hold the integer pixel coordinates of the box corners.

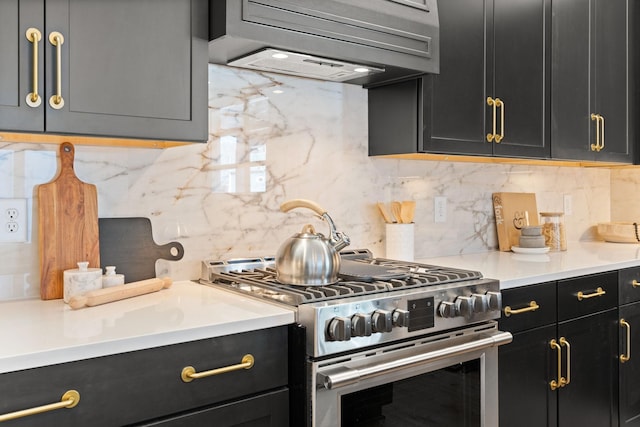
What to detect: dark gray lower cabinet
<box><xmin>499</xmin><ymin>273</ymin><xmax>619</xmax><ymax>427</ymax></box>
<box><xmin>619</xmin><ymin>267</ymin><xmax>640</xmax><ymax>426</ymax></box>
<box><xmin>0</xmin><ymin>326</ymin><xmax>289</xmax><ymax>426</ymax></box>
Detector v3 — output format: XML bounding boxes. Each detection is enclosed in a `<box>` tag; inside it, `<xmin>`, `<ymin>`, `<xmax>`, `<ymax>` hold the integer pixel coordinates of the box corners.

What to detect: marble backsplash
<box><xmin>0</xmin><ymin>64</ymin><xmax>618</xmax><ymax>300</ymax></box>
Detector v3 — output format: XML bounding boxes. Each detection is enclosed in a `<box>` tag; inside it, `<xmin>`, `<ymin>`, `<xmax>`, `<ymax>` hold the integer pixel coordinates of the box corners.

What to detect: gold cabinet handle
<box><xmin>598</xmin><ymin>115</ymin><xmax>605</xmax><ymax>151</ymax></box>
<box><xmin>486</xmin><ymin>97</ymin><xmax>497</xmax><ymax>142</ymax></box>
<box><xmin>25</xmin><ymin>28</ymin><xmax>42</xmax><ymax>107</ymax></box>
<box><xmin>577</xmin><ymin>286</ymin><xmax>606</xmax><ymax>301</ymax></box>
<box><xmin>621</xmin><ymin>319</ymin><xmax>631</xmax><ymax>363</ymax></box>
<box><xmin>559</xmin><ymin>337</ymin><xmax>571</xmax><ymax>386</ymax></box>
<box><xmin>632</xmin><ymin>280</ymin><xmax>640</xmax><ymax>288</ymax></box>
<box><xmin>549</xmin><ymin>339</ymin><xmax>565</xmax><ymax>390</ymax></box>
<box><xmin>48</xmin><ymin>31</ymin><xmax>65</xmax><ymax>109</ymax></box>
<box><xmin>494</xmin><ymin>98</ymin><xmax>505</xmax><ymax>143</ymax></box>
<box><xmin>591</xmin><ymin>113</ymin><xmax>602</xmax><ymax>151</ymax></box>
<box><xmin>181</xmin><ymin>354</ymin><xmax>254</xmax><ymax>383</ymax></box>
<box><xmin>0</xmin><ymin>390</ymin><xmax>79</xmax><ymax>423</ymax></box>
<box><xmin>503</xmin><ymin>300</ymin><xmax>539</xmax><ymax>317</ymax></box>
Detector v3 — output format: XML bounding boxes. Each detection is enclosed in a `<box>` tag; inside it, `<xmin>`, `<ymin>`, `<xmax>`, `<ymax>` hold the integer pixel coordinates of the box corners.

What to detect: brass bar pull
<box><xmin>0</xmin><ymin>390</ymin><xmax>79</xmax><ymax>423</ymax></box>
<box><xmin>48</xmin><ymin>31</ymin><xmax>65</xmax><ymax>109</ymax></box>
<box><xmin>181</xmin><ymin>354</ymin><xmax>254</xmax><ymax>383</ymax></box>
<box><xmin>632</xmin><ymin>280</ymin><xmax>640</xmax><ymax>288</ymax></box>
<box><xmin>559</xmin><ymin>337</ymin><xmax>571</xmax><ymax>386</ymax></box>
<box><xmin>591</xmin><ymin>114</ymin><xmax>601</xmax><ymax>152</ymax></box>
<box><xmin>486</xmin><ymin>97</ymin><xmax>497</xmax><ymax>142</ymax></box>
<box><xmin>25</xmin><ymin>28</ymin><xmax>42</xmax><ymax>107</ymax></box>
<box><xmin>504</xmin><ymin>300</ymin><xmax>539</xmax><ymax>317</ymax></box>
<box><xmin>621</xmin><ymin>319</ymin><xmax>631</xmax><ymax>363</ymax></box>
<box><xmin>549</xmin><ymin>339</ymin><xmax>564</xmax><ymax>390</ymax></box>
<box><xmin>577</xmin><ymin>286</ymin><xmax>606</xmax><ymax>301</ymax></box>
<box><xmin>598</xmin><ymin>115</ymin><xmax>605</xmax><ymax>151</ymax></box>
<box><xmin>495</xmin><ymin>98</ymin><xmax>505</xmax><ymax>143</ymax></box>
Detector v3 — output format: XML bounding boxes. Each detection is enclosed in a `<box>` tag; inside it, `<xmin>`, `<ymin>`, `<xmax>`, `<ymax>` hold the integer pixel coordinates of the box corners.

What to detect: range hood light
<box><xmin>354</xmin><ymin>67</ymin><xmax>370</xmax><ymax>73</ymax></box>
<box><xmin>271</xmin><ymin>52</ymin><xmax>289</xmax><ymax>59</ymax></box>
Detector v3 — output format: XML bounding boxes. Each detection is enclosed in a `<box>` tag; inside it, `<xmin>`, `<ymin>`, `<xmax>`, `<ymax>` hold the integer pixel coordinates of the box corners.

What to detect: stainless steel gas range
<box><xmin>201</xmin><ymin>249</ymin><xmax>512</xmax><ymax>427</ymax></box>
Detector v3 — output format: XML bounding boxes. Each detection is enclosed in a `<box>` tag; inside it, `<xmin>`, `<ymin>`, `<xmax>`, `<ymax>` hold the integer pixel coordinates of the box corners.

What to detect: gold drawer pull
<box><xmin>577</xmin><ymin>287</ymin><xmax>606</xmax><ymax>301</ymax></box>
<box><xmin>504</xmin><ymin>300</ymin><xmax>539</xmax><ymax>317</ymax></box>
<box><xmin>621</xmin><ymin>319</ymin><xmax>631</xmax><ymax>363</ymax></box>
<box><xmin>559</xmin><ymin>337</ymin><xmax>571</xmax><ymax>386</ymax></box>
<box><xmin>25</xmin><ymin>27</ymin><xmax>42</xmax><ymax>107</ymax></box>
<box><xmin>0</xmin><ymin>390</ymin><xmax>79</xmax><ymax>423</ymax></box>
<box><xmin>632</xmin><ymin>280</ymin><xmax>640</xmax><ymax>288</ymax></box>
<box><xmin>549</xmin><ymin>339</ymin><xmax>565</xmax><ymax>390</ymax></box>
<box><xmin>181</xmin><ymin>354</ymin><xmax>255</xmax><ymax>383</ymax></box>
<box><xmin>48</xmin><ymin>31</ymin><xmax>65</xmax><ymax>109</ymax></box>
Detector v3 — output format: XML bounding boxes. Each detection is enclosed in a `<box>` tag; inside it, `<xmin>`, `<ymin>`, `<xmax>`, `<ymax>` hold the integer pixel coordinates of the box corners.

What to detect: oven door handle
<box><xmin>318</xmin><ymin>331</ymin><xmax>513</xmax><ymax>390</ymax></box>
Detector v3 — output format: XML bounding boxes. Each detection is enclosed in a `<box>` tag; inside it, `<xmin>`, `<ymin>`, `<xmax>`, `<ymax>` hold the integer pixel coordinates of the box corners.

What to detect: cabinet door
<box><xmin>426</xmin><ymin>0</ymin><xmax>493</xmax><ymax>156</ymax></box>
<box><xmin>620</xmin><ymin>303</ymin><xmax>640</xmax><ymax>427</ymax></box>
<box><xmin>140</xmin><ymin>388</ymin><xmax>289</xmax><ymax>426</ymax></box>
<box><xmin>491</xmin><ymin>0</ymin><xmax>550</xmax><ymax>159</ymax></box>
<box><xmin>551</xmin><ymin>0</ymin><xmax>631</xmax><ymax>163</ymax></box>
<box><xmin>593</xmin><ymin>0</ymin><xmax>631</xmax><ymax>163</ymax></box>
<box><xmin>43</xmin><ymin>0</ymin><xmax>207</xmax><ymax>142</ymax></box>
<box><xmin>557</xmin><ymin>309</ymin><xmax>619</xmax><ymax>427</ymax></box>
<box><xmin>0</xmin><ymin>0</ymin><xmax>44</xmax><ymax>132</ymax></box>
<box><xmin>499</xmin><ymin>325</ymin><xmax>557</xmax><ymax>427</ymax></box>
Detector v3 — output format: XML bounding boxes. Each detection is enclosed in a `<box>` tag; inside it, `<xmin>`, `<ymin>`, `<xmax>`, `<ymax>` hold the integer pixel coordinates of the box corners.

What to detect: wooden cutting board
<box><xmin>38</xmin><ymin>142</ymin><xmax>100</xmax><ymax>300</ymax></box>
<box><xmin>99</xmin><ymin>217</ymin><xmax>184</xmax><ymax>283</ymax></box>
<box><xmin>492</xmin><ymin>192</ymin><xmax>539</xmax><ymax>251</ymax></box>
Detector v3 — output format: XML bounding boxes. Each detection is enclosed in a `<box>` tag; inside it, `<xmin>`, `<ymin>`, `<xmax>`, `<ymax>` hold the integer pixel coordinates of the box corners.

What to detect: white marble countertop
<box><xmin>418</xmin><ymin>241</ymin><xmax>640</xmax><ymax>289</ymax></box>
<box><xmin>0</xmin><ymin>281</ymin><xmax>295</xmax><ymax>374</ymax></box>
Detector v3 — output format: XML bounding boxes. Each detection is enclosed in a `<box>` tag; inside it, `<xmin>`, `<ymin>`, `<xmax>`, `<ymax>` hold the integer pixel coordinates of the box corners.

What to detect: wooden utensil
<box><xmin>401</xmin><ymin>201</ymin><xmax>416</xmax><ymax>224</ymax></box>
<box><xmin>391</xmin><ymin>201</ymin><xmax>403</xmax><ymax>223</ymax></box>
<box><xmin>377</xmin><ymin>202</ymin><xmax>394</xmax><ymax>223</ymax></box>
<box><xmin>38</xmin><ymin>142</ymin><xmax>100</xmax><ymax>300</ymax></box>
<box><xmin>68</xmin><ymin>277</ymin><xmax>172</xmax><ymax>309</ymax></box>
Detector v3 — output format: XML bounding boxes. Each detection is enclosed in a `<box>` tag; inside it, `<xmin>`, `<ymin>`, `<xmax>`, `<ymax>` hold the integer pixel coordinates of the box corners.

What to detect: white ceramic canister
<box><xmin>102</xmin><ymin>266</ymin><xmax>125</xmax><ymax>288</ymax></box>
<box><xmin>63</xmin><ymin>261</ymin><xmax>102</xmax><ymax>303</ymax></box>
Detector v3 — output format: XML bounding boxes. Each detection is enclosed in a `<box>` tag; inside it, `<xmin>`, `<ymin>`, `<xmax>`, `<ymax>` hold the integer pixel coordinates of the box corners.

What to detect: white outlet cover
<box><xmin>0</xmin><ymin>198</ymin><xmax>28</xmax><ymax>243</ymax></box>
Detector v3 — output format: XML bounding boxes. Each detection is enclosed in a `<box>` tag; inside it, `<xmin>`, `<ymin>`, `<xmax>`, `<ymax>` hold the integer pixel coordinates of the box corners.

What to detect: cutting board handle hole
<box><xmin>170</xmin><ymin>246</ymin><xmax>179</xmax><ymax>257</ymax></box>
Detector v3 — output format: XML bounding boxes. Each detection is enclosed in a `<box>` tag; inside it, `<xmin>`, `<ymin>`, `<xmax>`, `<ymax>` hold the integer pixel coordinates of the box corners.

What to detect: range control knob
<box><xmin>455</xmin><ymin>296</ymin><xmax>474</xmax><ymax>318</ymax></box>
<box><xmin>486</xmin><ymin>291</ymin><xmax>503</xmax><ymax>311</ymax></box>
<box><xmin>438</xmin><ymin>301</ymin><xmax>457</xmax><ymax>318</ymax></box>
<box><xmin>392</xmin><ymin>309</ymin><xmax>410</xmax><ymax>328</ymax></box>
<box><xmin>471</xmin><ymin>293</ymin><xmax>489</xmax><ymax>313</ymax></box>
<box><xmin>351</xmin><ymin>313</ymin><xmax>372</xmax><ymax>337</ymax></box>
<box><xmin>327</xmin><ymin>317</ymin><xmax>352</xmax><ymax>341</ymax></box>
<box><xmin>372</xmin><ymin>310</ymin><xmax>393</xmax><ymax>333</ymax></box>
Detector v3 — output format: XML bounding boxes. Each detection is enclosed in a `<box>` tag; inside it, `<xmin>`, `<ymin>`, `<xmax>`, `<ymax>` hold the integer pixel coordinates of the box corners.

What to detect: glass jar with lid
<box><xmin>540</xmin><ymin>212</ymin><xmax>567</xmax><ymax>251</ymax></box>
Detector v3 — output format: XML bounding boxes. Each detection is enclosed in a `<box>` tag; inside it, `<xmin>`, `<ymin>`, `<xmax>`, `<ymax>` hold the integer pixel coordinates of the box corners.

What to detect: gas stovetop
<box><xmin>200</xmin><ymin>249</ymin><xmax>483</xmax><ymax>306</ymax></box>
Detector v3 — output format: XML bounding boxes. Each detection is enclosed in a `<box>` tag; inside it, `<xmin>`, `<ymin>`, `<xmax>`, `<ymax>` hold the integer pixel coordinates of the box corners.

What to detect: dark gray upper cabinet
<box><xmin>0</xmin><ymin>0</ymin><xmax>44</xmax><ymax>132</ymax></box>
<box><xmin>369</xmin><ymin>0</ymin><xmax>551</xmax><ymax>159</ymax></box>
<box><xmin>551</xmin><ymin>0</ymin><xmax>632</xmax><ymax>163</ymax></box>
<box><xmin>0</xmin><ymin>0</ymin><xmax>208</xmax><ymax>143</ymax></box>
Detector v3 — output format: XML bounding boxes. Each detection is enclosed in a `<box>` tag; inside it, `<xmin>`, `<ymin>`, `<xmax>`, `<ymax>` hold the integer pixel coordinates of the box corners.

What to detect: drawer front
<box><xmin>499</xmin><ymin>282</ymin><xmax>557</xmax><ymax>333</ymax></box>
<box><xmin>619</xmin><ymin>267</ymin><xmax>640</xmax><ymax>305</ymax></box>
<box><xmin>0</xmin><ymin>326</ymin><xmax>288</xmax><ymax>427</ymax></box>
<box><xmin>558</xmin><ymin>272</ymin><xmax>618</xmax><ymax>322</ymax></box>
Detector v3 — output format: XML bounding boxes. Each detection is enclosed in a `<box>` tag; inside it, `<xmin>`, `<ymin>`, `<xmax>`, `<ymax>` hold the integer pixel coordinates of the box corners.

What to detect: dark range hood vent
<box><xmin>209</xmin><ymin>0</ymin><xmax>439</xmax><ymax>86</ymax></box>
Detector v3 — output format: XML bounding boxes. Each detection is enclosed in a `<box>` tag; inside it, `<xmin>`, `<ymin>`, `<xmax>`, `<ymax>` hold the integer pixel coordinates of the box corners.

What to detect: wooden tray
<box><xmin>597</xmin><ymin>222</ymin><xmax>640</xmax><ymax>243</ymax></box>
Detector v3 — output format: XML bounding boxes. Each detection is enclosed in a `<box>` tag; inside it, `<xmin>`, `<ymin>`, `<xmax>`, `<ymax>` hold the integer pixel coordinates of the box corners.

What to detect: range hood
<box><xmin>209</xmin><ymin>0</ymin><xmax>439</xmax><ymax>87</ymax></box>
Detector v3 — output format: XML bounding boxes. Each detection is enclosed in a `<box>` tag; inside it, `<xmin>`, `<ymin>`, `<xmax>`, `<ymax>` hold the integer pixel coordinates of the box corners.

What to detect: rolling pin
<box><xmin>68</xmin><ymin>277</ymin><xmax>172</xmax><ymax>309</ymax></box>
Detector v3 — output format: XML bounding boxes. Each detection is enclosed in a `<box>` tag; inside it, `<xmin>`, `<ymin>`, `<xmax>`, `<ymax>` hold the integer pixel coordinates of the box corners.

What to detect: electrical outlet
<box><xmin>0</xmin><ymin>198</ymin><xmax>27</xmax><ymax>243</ymax></box>
<box><xmin>434</xmin><ymin>196</ymin><xmax>447</xmax><ymax>223</ymax></box>
<box><xmin>563</xmin><ymin>194</ymin><xmax>573</xmax><ymax>216</ymax></box>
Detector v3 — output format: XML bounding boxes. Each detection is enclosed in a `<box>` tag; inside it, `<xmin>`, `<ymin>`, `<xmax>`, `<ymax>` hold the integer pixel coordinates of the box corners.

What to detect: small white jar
<box><xmin>102</xmin><ymin>266</ymin><xmax>125</xmax><ymax>288</ymax></box>
<box><xmin>63</xmin><ymin>261</ymin><xmax>102</xmax><ymax>303</ymax></box>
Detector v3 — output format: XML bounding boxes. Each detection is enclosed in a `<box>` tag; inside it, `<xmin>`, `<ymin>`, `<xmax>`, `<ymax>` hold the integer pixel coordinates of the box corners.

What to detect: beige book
<box><xmin>492</xmin><ymin>192</ymin><xmax>539</xmax><ymax>251</ymax></box>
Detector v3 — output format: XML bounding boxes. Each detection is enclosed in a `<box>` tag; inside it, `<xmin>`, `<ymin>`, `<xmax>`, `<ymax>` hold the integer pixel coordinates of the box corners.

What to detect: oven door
<box><xmin>311</xmin><ymin>323</ymin><xmax>512</xmax><ymax>427</ymax></box>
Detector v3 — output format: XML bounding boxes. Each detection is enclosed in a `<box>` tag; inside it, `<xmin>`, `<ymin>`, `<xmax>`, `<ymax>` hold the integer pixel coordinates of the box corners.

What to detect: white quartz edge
<box><xmin>417</xmin><ymin>241</ymin><xmax>640</xmax><ymax>289</ymax></box>
<box><xmin>0</xmin><ymin>281</ymin><xmax>295</xmax><ymax>374</ymax></box>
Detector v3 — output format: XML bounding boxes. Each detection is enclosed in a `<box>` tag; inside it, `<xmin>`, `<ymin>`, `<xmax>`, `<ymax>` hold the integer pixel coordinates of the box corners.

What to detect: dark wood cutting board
<box><xmin>38</xmin><ymin>142</ymin><xmax>100</xmax><ymax>300</ymax></box>
<box><xmin>99</xmin><ymin>217</ymin><xmax>184</xmax><ymax>283</ymax></box>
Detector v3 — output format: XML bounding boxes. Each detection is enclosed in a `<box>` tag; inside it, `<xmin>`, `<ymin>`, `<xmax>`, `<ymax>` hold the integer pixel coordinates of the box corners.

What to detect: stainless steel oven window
<box><xmin>311</xmin><ymin>324</ymin><xmax>511</xmax><ymax>427</ymax></box>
